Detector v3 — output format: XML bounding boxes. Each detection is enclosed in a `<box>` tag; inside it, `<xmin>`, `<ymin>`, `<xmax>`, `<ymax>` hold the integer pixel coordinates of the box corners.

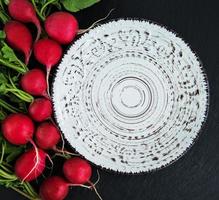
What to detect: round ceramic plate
<box><xmin>52</xmin><ymin>19</ymin><xmax>209</xmax><ymax>173</ymax></box>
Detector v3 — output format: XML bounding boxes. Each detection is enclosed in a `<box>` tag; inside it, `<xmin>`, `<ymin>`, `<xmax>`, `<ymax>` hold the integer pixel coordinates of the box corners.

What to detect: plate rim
<box><xmin>52</xmin><ymin>18</ymin><xmax>210</xmax><ymax>174</ymax></box>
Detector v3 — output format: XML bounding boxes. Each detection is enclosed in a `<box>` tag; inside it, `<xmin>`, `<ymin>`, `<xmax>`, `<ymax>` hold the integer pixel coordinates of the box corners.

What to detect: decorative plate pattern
<box><xmin>52</xmin><ymin>19</ymin><xmax>209</xmax><ymax>173</ymax></box>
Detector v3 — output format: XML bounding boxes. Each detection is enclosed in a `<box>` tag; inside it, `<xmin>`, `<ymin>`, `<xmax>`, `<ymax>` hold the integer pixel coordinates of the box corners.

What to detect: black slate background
<box><xmin>1</xmin><ymin>0</ymin><xmax>219</xmax><ymax>199</ymax></box>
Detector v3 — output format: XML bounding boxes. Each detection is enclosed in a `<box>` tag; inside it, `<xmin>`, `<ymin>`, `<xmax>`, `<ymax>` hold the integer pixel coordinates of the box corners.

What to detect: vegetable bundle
<box><xmin>0</xmin><ymin>0</ymin><xmax>103</xmax><ymax>199</ymax></box>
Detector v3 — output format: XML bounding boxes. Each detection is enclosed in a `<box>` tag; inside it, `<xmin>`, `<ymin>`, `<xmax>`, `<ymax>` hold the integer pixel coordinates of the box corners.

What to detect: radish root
<box><xmin>68</xmin><ymin>170</ymin><xmax>102</xmax><ymax>199</ymax></box>
<box><xmin>24</xmin><ymin>51</ymin><xmax>31</xmax><ymax>65</ymax></box>
<box><xmin>78</xmin><ymin>9</ymin><xmax>115</xmax><ymax>35</ymax></box>
<box><xmin>46</xmin><ymin>154</ymin><xmax>54</xmax><ymax>176</ymax></box>
<box><xmin>69</xmin><ymin>183</ymin><xmax>92</xmax><ymax>189</ymax></box>
<box><xmin>46</xmin><ymin>67</ymin><xmax>51</xmax><ymax>97</ymax></box>
<box><xmin>21</xmin><ymin>139</ymin><xmax>39</xmax><ymax>183</ymax></box>
<box><xmin>32</xmin><ymin>17</ymin><xmax>41</xmax><ymax>42</ymax></box>
<box><xmin>88</xmin><ymin>179</ymin><xmax>103</xmax><ymax>200</ymax></box>
<box><xmin>50</xmin><ymin>118</ymin><xmax>79</xmax><ymax>157</ymax></box>
<box><xmin>88</xmin><ymin>170</ymin><xmax>102</xmax><ymax>200</ymax></box>
<box><xmin>93</xmin><ymin>170</ymin><xmax>100</xmax><ymax>187</ymax></box>
<box><xmin>46</xmin><ymin>153</ymin><xmax>54</xmax><ymax>170</ymax></box>
<box><xmin>53</xmin><ymin>146</ymin><xmax>79</xmax><ymax>157</ymax></box>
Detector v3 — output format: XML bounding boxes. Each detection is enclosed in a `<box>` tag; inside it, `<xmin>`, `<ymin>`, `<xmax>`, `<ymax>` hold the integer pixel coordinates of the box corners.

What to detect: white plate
<box><xmin>52</xmin><ymin>19</ymin><xmax>209</xmax><ymax>173</ymax></box>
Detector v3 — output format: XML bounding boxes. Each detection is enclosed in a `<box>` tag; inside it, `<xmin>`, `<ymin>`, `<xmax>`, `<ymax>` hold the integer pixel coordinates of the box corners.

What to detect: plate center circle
<box><xmin>121</xmin><ymin>86</ymin><xmax>141</xmax><ymax>108</ymax></box>
<box><xmin>111</xmin><ymin>77</ymin><xmax>151</xmax><ymax>118</ymax></box>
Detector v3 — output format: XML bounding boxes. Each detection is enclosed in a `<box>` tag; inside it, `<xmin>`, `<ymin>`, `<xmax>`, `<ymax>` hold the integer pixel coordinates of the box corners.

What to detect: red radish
<box><xmin>15</xmin><ymin>148</ymin><xmax>46</xmax><ymax>181</ymax></box>
<box><xmin>29</xmin><ymin>98</ymin><xmax>52</xmax><ymax>122</ymax></box>
<box><xmin>33</xmin><ymin>38</ymin><xmax>62</xmax><ymax>94</ymax></box>
<box><xmin>63</xmin><ymin>158</ymin><xmax>92</xmax><ymax>184</ymax></box>
<box><xmin>33</xmin><ymin>39</ymin><xmax>62</xmax><ymax>68</ymax></box>
<box><xmin>45</xmin><ymin>12</ymin><xmax>78</xmax><ymax>44</ymax></box>
<box><xmin>35</xmin><ymin>121</ymin><xmax>78</xmax><ymax>157</ymax></box>
<box><xmin>35</xmin><ymin>122</ymin><xmax>60</xmax><ymax>150</ymax></box>
<box><xmin>40</xmin><ymin>176</ymin><xmax>69</xmax><ymax>200</ymax></box>
<box><xmin>63</xmin><ymin>158</ymin><xmax>103</xmax><ymax>200</ymax></box>
<box><xmin>1</xmin><ymin>113</ymin><xmax>34</xmax><ymax>145</ymax></box>
<box><xmin>4</xmin><ymin>21</ymin><xmax>32</xmax><ymax>64</ymax></box>
<box><xmin>8</xmin><ymin>0</ymin><xmax>41</xmax><ymax>41</ymax></box>
<box><xmin>1</xmin><ymin>113</ymin><xmax>46</xmax><ymax>182</ymax></box>
<box><xmin>21</xmin><ymin>68</ymin><xmax>47</xmax><ymax>96</ymax></box>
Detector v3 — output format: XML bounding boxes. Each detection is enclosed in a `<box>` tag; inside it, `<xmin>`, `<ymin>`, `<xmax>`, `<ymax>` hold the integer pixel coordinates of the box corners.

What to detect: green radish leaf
<box><xmin>1</xmin><ymin>138</ymin><xmax>24</xmax><ymax>160</ymax></box>
<box><xmin>0</xmin><ymin>65</ymin><xmax>7</xmax><ymax>74</ymax></box>
<box><xmin>0</xmin><ymin>31</ymin><xmax>6</xmax><ymax>39</ymax></box>
<box><xmin>0</xmin><ymin>10</ymin><xmax>10</xmax><ymax>23</ymax></box>
<box><xmin>0</xmin><ymin>110</ymin><xmax>7</xmax><ymax>120</ymax></box>
<box><xmin>0</xmin><ymin>83</ymin><xmax>7</xmax><ymax>94</ymax></box>
<box><xmin>6</xmin><ymin>148</ymin><xmax>23</xmax><ymax>162</ymax></box>
<box><xmin>0</xmin><ymin>72</ymin><xmax>8</xmax><ymax>84</ymax></box>
<box><xmin>61</xmin><ymin>0</ymin><xmax>100</xmax><ymax>12</ymax></box>
<box><xmin>8</xmin><ymin>94</ymin><xmax>28</xmax><ymax>111</ymax></box>
<box><xmin>0</xmin><ymin>42</ymin><xmax>26</xmax><ymax>73</ymax></box>
<box><xmin>53</xmin><ymin>1</ymin><xmax>62</xmax><ymax>10</ymax></box>
<box><xmin>4</xmin><ymin>143</ymin><xmax>23</xmax><ymax>154</ymax></box>
<box><xmin>2</xmin><ymin>44</ymin><xmax>20</xmax><ymax>63</ymax></box>
<box><xmin>11</xmin><ymin>76</ymin><xmax>19</xmax><ymax>83</ymax></box>
<box><xmin>8</xmin><ymin>93</ymin><xmax>22</xmax><ymax>103</ymax></box>
<box><xmin>18</xmin><ymin>101</ymin><xmax>27</xmax><ymax>112</ymax></box>
<box><xmin>3</xmin><ymin>0</ymin><xmax>9</xmax><ymax>5</ymax></box>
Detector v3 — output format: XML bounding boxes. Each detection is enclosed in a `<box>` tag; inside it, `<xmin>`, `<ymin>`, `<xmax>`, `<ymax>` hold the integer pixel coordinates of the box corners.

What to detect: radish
<box><xmin>63</xmin><ymin>158</ymin><xmax>103</xmax><ymax>200</ymax></box>
<box><xmin>35</xmin><ymin>121</ymin><xmax>78</xmax><ymax>157</ymax></box>
<box><xmin>63</xmin><ymin>158</ymin><xmax>92</xmax><ymax>184</ymax></box>
<box><xmin>45</xmin><ymin>12</ymin><xmax>78</xmax><ymax>45</ymax></box>
<box><xmin>21</xmin><ymin>68</ymin><xmax>47</xmax><ymax>97</ymax></box>
<box><xmin>40</xmin><ymin>176</ymin><xmax>69</xmax><ymax>200</ymax></box>
<box><xmin>33</xmin><ymin>38</ymin><xmax>62</xmax><ymax>95</ymax></box>
<box><xmin>39</xmin><ymin>175</ymin><xmax>95</xmax><ymax>200</ymax></box>
<box><xmin>1</xmin><ymin>113</ymin><xmax>34</xmax><ymax>145</ymax></box>
<box><xmin>15</xmin><ymin>147</ymin><xmax>46</xmax><ymax>181</ymax></box>
<box><xmin>28</xmin><ymin>98</ymin><xmax>52</xmax><ymax>122</ymax></box>
<box><xmin>8</xmin><ymin>0</ymin><xmax>41</xmax><ymax>41</ymax></box>
<box><xmin>1</xmin><ymin>113</ymin><xmax>48</xmax><ymax>182</ymax></box>
<box><xmin>35</xmin><ymin>122</ymin><xmax>60</xmax><ymax>150</ymax></box>
<box><xmin>1</xmin><ymin>113</ymin><xmax>47</xmax><ymax>182</ymax></box>
<box><xmin>4</xmin><ymin>21</ymin><xmax>32</xmax><ymax>65</ymax></box>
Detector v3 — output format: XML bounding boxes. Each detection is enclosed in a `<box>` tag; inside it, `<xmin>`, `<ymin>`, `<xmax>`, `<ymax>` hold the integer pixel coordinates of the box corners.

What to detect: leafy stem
<box><xmin>0</xmin><ymin>99</ymin><xmax>21</xmax><ymax>113</ymax></box>
<box><xmin>0</xmin><ymin>10</ymin><xmax>9</xmax><ymax>24</ymax></box>
<box><xmin>40</xmin><ymin>0</ymin><xmax>57</xmax><ymax>18</ymax></box>
<box><xmin>0</xmin><ymin>59</ymin><xmax>27</xmax><ymax>74</ymax></box>
<box><xmin>0</xmin><ymin>42</ymin><xmax>28</xmax><ymax>74</ymax></box>
<box><xmin>31</xmin><ymin>0</ymin><xmax>45</xmax><ymax>21</ymax></box>
<box><xmin>6</xmin><ymin>73</ymin><xmax>33</xmax><ymax>102</ymax></box>
<box><xmin>10</xmin><ymin>185</ymin><xmax>40</xmax><ymax>200</ymax></box>
<box><xmin>0</xmin><ymin>142</ymin><xmax>5</xmax><ymax>163</ymax></box>
<box><xmin>6</xmin><ymin>87</ymin><xmax>33</xmax><ymax>102</ymax></box>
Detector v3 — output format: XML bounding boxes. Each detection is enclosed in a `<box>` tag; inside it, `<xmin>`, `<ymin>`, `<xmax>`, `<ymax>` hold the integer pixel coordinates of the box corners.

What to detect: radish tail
<box><xmin>50</xmin><ymin>118</ymin><xmax>65</xmax><ymax>152</ymax></box>
<box><xmin>78</xmin><ymin>9</ymin><xmax>115</xmax><ymax>35</ymax></box>
<box><xmin>46</xmin><ymin>153</ymin><xmax>54</xmax><ymax>176</ymax></box>
<box><xmin>93</xmin><ymin>170</ymin><xmax>100</xmax><ymax>186</ymax></box>
<box><xmin>24</xmin><ymin>51</ymin><xmax>31</xmax><ymax>66</ymax></box>
<box><xmin>88</xmin><ymin>180</ymin><xmax>103</xmax><ymax>200</ymax></box>
<box><xmin>53</xmin><ymin>146</ymin><xmax>79</xmax><ymax>156</ymax></box>
<box><xmin>42</xmin><ymin>91</ymin><xmax>50</xmax><ymax>99</ymax></box>
<box><xmin>46</xmin><ymin>153</ymin><xmax>54</xmax><ymax>170</ymax></box>
<box><xmin>60</xmin><ymin>129</ymin><xmax>65</xmax><ymax>152</ymax></box>
<box><xmin>21</xmin><ymin>139</ymin><xmax>39</xmax><ymax>183</ymax></box>
<box><xmin>32</xmin><ymin>17</ymin><xmax>41</xmax><ymax>42</ymax></box>
<box><xmin>68</xmin><ymin>183</ymin><xmax>92</xmax><ymax>189</ymax></box>
<box><xmin>46</xmin><ymin>67</ymin><xmax>51</xmax><ymax>97</ymax></box>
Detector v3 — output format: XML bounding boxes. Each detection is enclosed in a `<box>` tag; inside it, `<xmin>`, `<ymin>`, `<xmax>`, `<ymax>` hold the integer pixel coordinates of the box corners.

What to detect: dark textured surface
<box><xmin>1</xmin><ymin>0</ymin><xmax>219</xmax><ymax>199</ymax></box>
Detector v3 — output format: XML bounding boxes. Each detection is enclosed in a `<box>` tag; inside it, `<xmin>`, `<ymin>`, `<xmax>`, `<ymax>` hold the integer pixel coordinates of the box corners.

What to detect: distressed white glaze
<box><xmin>52</xmin><ymin>19</ymin><xmax>209</xmax><ymax>173</ymax></box>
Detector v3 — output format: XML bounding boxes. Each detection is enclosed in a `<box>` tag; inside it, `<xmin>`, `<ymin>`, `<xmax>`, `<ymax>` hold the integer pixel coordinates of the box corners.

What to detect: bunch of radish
<box><xmin>1</xmin><ymin>0</ymin><xmax>102</xmax><ymax>200</ymax></box>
